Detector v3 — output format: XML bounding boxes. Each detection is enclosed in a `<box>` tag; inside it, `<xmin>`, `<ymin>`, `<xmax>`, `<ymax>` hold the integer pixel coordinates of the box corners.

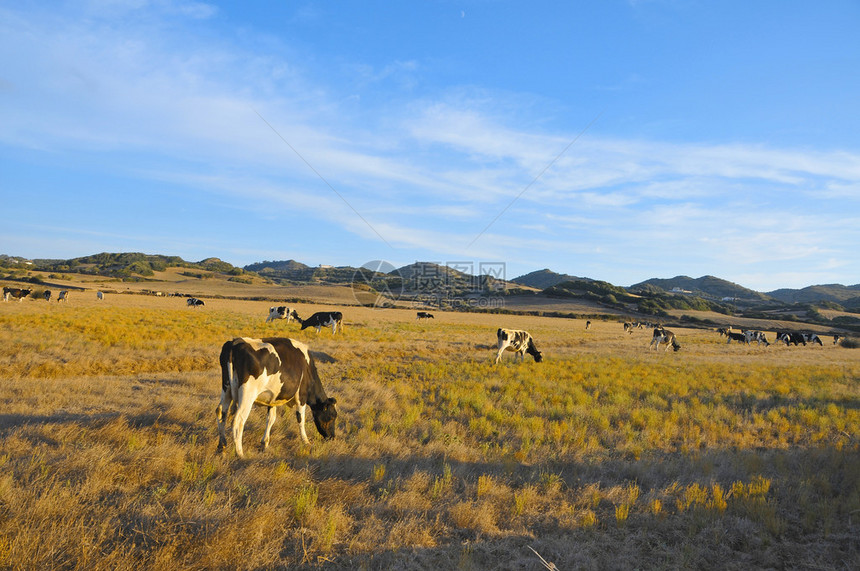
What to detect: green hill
<box><xmin>511</xmin><ymin>268</ymin><xmax>587</xmax><ymax>289</ymax></box>
<box><xmin>630</xmin><ymin>275</ymin><xmax>770</xmax><ymax>301</ymax></box>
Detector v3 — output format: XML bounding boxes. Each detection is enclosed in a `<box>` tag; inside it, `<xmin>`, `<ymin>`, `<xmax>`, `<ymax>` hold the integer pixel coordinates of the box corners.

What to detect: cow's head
<box><xmin>672</xmin><ymin>339</ymin><xmax>682</xmax><ymax>351</ymax></box>
<box><xmin>527</xmin><ymin>339</ymin><xmax>543</xmax><ymax>362</ymax></box>
<box><xmin>310</xmin><ymin>397</ymin><xmax>338</xmax><ymax>439</ymax></box>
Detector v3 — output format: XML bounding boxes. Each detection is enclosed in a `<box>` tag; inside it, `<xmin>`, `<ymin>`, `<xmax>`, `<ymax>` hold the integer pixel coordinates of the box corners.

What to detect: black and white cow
<box><xmin>585</xmin><ymin>320</ymin><xmax>591</xmax><ymax>330</ymax></box>
<box><xmin>44</xmin><ymin>290</ymin><xmax>52</xmax><ymax>302</ymax></box>
<box><xmin>295</xmin><ymin>311</ymin><xmax>343</xmax><ymax>334</ymax></box>
<box><xmin>3</xmin><ymin>287</ymin><xmax>31</xmax><ymax>302</ymax></box>
<box><xmin>187</xmin><ymin>297</ymin><xmax>205</xmax><ymax>307</ymax></box>
<box><xmin>216</xmin><ymin>337</ymin><xmax>338</xmax><ymax>458</ymax></box>
<box><xmin>803</xmin><ymin>333</ymin><xmax>824</xmax><ymax>346</ymax></box>
<box><xmin>495</xmin><ymin>328</ymin><xmax>543</xmax><ymax>364</ymax></box>
<box><xmin>726</xmin><ymin>331</ymin><xmax>748</xmax><ymax>344</ymax></box>
<box><xmin>623</xmin><ymin>322</ymin><xmax>635</xmax><ymax>334</ymax></box>
<box><xmin>649</xmin><ymin>327</ymin><xmax>681</xmax><ymax>351</ymax></box>
<box><xmin>57</xmin><ymin>290</ymin><xmax>69</xmax><ymax>302</ymax></box>
<box><xmin>745</xmin><ymin>330</ymin><xmax>769</xmax><ymax>346</ymax></box>
<box><xmin>96</xmin><ymin>291</ymin><xmax>104</xmax><ymax>301</ymax></box>
<box><xmin>417</xmin><ymin>312</ymin><xmax>435</xmax><ymax>321</ymax></box>
<box><xmin>266</xmin><ymin>306</ymin><xmax>296</xmax><ymax>323</ymax></box>
<box><xmin>777</xmin><ymin>331</ymin><xmax>822</xmax><ymax>346</ymax></box>
<box><xmin>775</xmin><ymin>330</ymin><xmax>794</xmax><ymax>345</ymax></box>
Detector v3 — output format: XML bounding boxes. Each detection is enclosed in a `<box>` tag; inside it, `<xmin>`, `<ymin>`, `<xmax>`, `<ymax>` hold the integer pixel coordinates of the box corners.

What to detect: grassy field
<box><xmin>0</xmin><ymin>293</ymin><xmax>858</xmax><ymax>570</ymax></box>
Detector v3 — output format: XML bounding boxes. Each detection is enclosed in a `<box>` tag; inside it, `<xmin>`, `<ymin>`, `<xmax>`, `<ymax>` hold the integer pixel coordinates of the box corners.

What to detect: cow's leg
<box><xmin>231</xmin><ymin>387</ymin><xmax>255</xmax><ymax>458</ymax></box>
<box><xmin>664</xmin><ymin>338</ymin><xmax>672</xmax><ymax>352</ymax></box>
<box><xmin>295</xmin><ymin>404</ymin><xmax>311</xmax><ymax>445</ymax></box>
<box><xmin>494</xmin><ymin>345</ymin><xmax>506</xmax><ymax>364</ymax></box>
<box><xmin>216</xmin><ymin>389</ymin><xmax>232</xmax><ymax>452</ymax></box>
<box><xmin>261</xmin><ymin>406</ymin><xmax>277</xmax><ymax>450</ymax></box>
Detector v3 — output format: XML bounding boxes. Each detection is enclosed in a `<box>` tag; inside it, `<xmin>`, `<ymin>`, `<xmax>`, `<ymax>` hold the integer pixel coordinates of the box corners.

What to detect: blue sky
<box><xmin>2</xmin><ymin>1</ymin><xmax>858</xmax><ymax>291</ymax></box>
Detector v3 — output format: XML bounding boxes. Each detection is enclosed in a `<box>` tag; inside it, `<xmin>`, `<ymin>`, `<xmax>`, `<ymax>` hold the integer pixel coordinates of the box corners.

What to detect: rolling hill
<box><xmin>767</xmin><ymin>283</ymin><xmax>860</xmax><ymax>305</ymax></box>
<box><xmin>629</xmin><ymin>275</ymin><xmax>771</xmax><ymax>301</ymax></box>
<box><xmin>510</xmin><ymin>268</ymin><xmax>588</xmax><ymax>290</ymax></box>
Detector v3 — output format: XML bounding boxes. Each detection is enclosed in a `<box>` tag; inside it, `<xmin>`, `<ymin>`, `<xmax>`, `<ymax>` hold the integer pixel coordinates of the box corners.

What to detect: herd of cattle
<box><xmin>2</xmin><ymin>284</ymin><xmax>850</xmax><ymax>456</ymax></box>
<box><xmin>3</xmin><ymin>287</ymin><xmax>74</xmax><ymax>302</ymax></box>
<box><xmin>217</xmin><ymin>311</ymin><xmax>849</xmax><ymax>456</ymax></box>
<box><xmin>714</xmin><ymin>325</ymin><xmax>841</xmax><ymax>346</ymax></box>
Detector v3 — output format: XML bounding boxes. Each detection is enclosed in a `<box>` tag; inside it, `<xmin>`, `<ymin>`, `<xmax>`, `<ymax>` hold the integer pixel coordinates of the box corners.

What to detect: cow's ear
<box><xmin>327</xmin><ymin>397</ymin><xmax>337</xmax><ymax>405</ymax></box>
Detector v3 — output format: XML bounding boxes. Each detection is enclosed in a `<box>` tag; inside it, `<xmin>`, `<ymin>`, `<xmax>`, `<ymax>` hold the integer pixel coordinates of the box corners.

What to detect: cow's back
<box><xmin>261</xmin><ymin>337</ymin><xmax>318</xmax><ymax>403</ymax></box>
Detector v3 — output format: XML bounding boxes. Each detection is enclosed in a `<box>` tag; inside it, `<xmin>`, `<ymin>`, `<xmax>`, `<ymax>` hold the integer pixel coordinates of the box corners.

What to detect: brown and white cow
<box><xmin>57</xmin><ymin>290</ymin><xmax>69</xmax><ymax>302</ymax></box>
<box><xmin>649</xmin><ymin>327</ymin><xmax>681</xmax><ymax>351</ymax></box>
<box><xmin>216</xmin><ymin>337</ymin><xmax>338</xmax><ymax>458</ymax></box>
<box><xmin>266</xmin><ymin>306</ymin><xmax>296</xmax><ymax>323</ymax></box>
<box><xmin>3</xmin><ymin>287</ymin><xmax>31</xmax><ymax>302</ymax></box>
<box><xmin>495</xmin><ymin>328</ymin><xmax>543</xmax><ymax>364</ymax></box>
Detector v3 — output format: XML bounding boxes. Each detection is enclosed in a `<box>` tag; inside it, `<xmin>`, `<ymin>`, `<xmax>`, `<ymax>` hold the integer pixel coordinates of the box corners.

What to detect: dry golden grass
<box><xmin>0</xmin><ymin>294</ymin><xmax>858</xmax><ymax>569</ymax></box>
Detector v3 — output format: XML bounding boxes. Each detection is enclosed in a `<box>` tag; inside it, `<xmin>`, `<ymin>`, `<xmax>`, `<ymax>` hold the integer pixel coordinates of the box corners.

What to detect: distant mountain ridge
<box><xmin>767</xmin><ymin>284</ymin><xmax>860</xmax><ymax>305</ymax></box>
<box><xmin>2</xmin><ymin>253</ymin><xmax>857</xmax><ymax>308</ymax></box>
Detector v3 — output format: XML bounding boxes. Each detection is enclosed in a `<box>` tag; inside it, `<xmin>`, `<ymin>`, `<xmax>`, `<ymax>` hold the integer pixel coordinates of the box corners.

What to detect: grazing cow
<box><xmin>726</xmin><ymin>331</ymin><xmax>748</xmax><ymax>344</ymax></box>
<box><xmin>417</xmin><ymin>312</ymin><xmax>435</xmax><ymax>321</ymax></box>
<box><xmin>295</xmin><ymin>311</ymin><xmax>343</xmax><ymax>334</ymax></box>
<box><xmin>44</xmin><ymin>290</ymin><xmax>52</xmax><ymax>302</ymax></box>
<box><xmin>585</xmin><ymin>320</ymin><xmax>591</xmax><ymax>330</ymax></box>
<box><xmin>778</xmin><ymin>331</ymin><xmax>815</xmax><ymax>346</ymax></box>
<box><xmin>495</xmin><ymin>328</ymin><xmax>543</xmax><ymax>364</ymax></box>
<box><xmin>649</xmin><ymin>327</ymin><xmax>681</xmax><ymax>351</ymax></box>
<box><xmin>187</xmin><ymin>297</ymin><xmax>205</xmax><ymax>307</ymax></box>
<box><xmin>266</xmin><ymin>306</ymin><xmax>296</xmax><ymax>323</ymax></box>
<box><xmin>803</xmin><ymin>333</ymin><xmax>824</xmax><ymax>346</ymax></box>
<box><xmin>96</xmin><ymin>291</ymin><xmax>104</xmax><ymax>301</ymax></box>
<box><xmin>216</xmin><ymin>337</ymin><xmax>338</xmax><ymax>458</ymax></box>
<box><xmin>3</xmin><ymin>287</ymin><xmax>32</xmax><ymax>302</ymax></box>
<box><xmin>716</xmin><ymin>327</ymin><xmax>731</xmax><ymax>337</ymax></box>
<box><xmin>833</xmin><ymin>335</ymin><xmax>843</xmax><ymax>345</ymax></box>
<box><xmin>777</xmin><ymin>332</ymin><xmax>797</xmax><ymax>346</ymax></box>
<box><xmin>623</xmin><ymin>322</ymin><xmax>635</xmax><ymax>334</ymax></box>
<box><xmin>745</xmin><ymin>330</ymin><xmax>770</xmax><ymax>346</ymax></box>
<box><xmin>57</xmin><ymin>290</ymin><xmax>69</xmax><ymax>302</ymax></box>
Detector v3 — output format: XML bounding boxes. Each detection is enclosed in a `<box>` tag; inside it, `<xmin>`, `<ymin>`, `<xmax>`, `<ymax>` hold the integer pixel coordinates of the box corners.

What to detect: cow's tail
<box><xmin>217</xmin><ymin>339</ymin><xmax>238</xmax><ymax>420</ymax></box>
